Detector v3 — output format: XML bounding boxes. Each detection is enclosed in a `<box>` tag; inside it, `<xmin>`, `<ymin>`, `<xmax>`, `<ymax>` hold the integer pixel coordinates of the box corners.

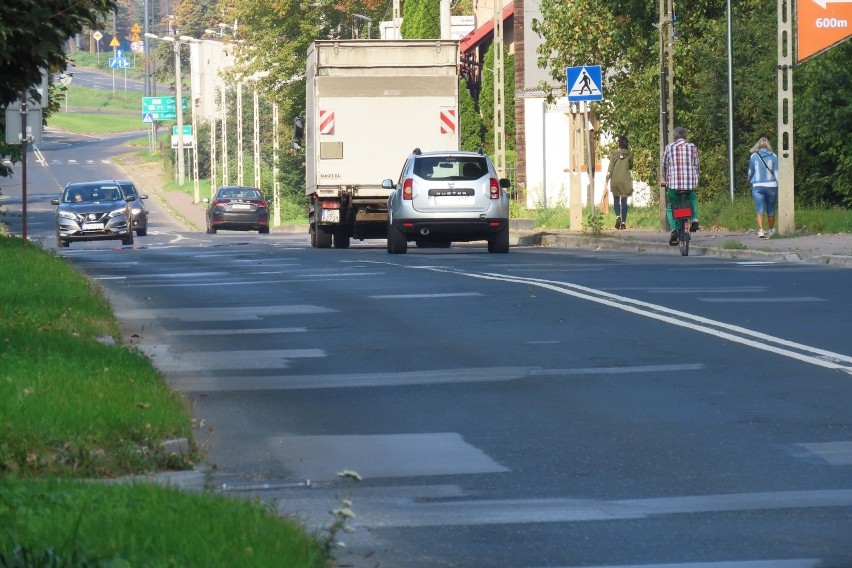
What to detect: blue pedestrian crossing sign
<box><xmin>142</xmin><ymin>113</ymin><xmax>154</xmax><ymax>124</ymax></box>
<box><xmin>566</xmin><ymin>66</ymin><xmax>603</xmax><ymax>102</ymax></box>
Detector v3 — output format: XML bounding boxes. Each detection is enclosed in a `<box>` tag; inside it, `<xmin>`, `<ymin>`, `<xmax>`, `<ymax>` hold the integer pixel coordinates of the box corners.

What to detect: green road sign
<box><xmin>142</xmin><ymin>96</ymin><xmax>187</xmax><ymax>113</ymax></box>
<box><xmin>172</xmin><ymin>125</ymin><xmax>192</xmax><ymax>136</ymax></box>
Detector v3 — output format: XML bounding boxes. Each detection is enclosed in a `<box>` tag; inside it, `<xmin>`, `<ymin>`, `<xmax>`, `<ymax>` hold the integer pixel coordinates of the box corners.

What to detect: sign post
<box><xmin>566</xmin><ymin>66</ymin><xmax>604</xmax><ymax>213</ymax></box>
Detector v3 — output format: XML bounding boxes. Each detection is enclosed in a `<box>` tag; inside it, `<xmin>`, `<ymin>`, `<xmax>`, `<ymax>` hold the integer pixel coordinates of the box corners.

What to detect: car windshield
<box><xmin>119</xmin><ymin>184</ymin><xmax>137</xmax><ymax>199</ymax></box>
<box><xmin>414</xmin><ymin>157</ymin><xmax>487</xmax><ymax>181</ymax></box>
<box><xmin>65</xmin><ymin>185</ymin><xmax>121</xmax><ymax>203</ymax></box>
<box><xmin>218</xmin><ymin>188</ymin><xmax>262</xmax><ymax>200</ymax></box>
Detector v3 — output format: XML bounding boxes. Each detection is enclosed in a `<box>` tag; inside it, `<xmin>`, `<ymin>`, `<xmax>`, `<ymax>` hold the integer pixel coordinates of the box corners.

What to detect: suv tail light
<box><xmin>403</xmin><ymin>178</ymin><xmax>413</xmax><ymax>200</ymax></box>
<box><xmin>489</xmin><ymin>178</ymin><xmax>500</xmax><ymax>199</ymax></box>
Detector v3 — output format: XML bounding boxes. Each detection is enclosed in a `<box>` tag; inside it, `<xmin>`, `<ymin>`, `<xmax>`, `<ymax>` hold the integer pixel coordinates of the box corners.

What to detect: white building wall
<box><xmin>524</xmin><ymin>96</ymin><xmax>611</xmax><ymax>210</ymax></box>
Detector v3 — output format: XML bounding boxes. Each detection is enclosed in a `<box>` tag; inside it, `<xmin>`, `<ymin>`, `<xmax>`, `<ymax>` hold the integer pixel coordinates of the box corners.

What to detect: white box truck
<box><xmin>296</xmin><ymin>39</ymin><xmax>460</xmax><ymax>248</ymax></box>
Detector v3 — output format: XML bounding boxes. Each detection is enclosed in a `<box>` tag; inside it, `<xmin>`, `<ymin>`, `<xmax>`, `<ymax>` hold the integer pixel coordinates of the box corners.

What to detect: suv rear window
<box><xmin>414</xmin><ymin>157</ymin><xmax>487</xmax><ymax>181</ymax></box>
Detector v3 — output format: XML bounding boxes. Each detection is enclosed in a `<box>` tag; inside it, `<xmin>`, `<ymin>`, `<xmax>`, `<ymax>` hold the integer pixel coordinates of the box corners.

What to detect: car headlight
<box><xmin>131</xmin><ymin>207</ymin><xmax>142</xmax><ymax>215</ymax></box>
<box><xmin>108</xmin><ymin>207</ymin><xmax>127</xmax><ymax>218</ymax></box>
<box><xmin>58</xmin><ymin>211</ymin><xmax>78</xmax><ymax>220</ymax></box>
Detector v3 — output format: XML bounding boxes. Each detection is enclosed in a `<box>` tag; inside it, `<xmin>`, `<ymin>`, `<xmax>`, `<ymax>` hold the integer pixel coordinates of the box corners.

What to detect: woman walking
<box><xmin>605</xmin><ymin>135</ymin><xmax>634</xmax><ymax>229</ymax></box>
<box><xmin>747</xmin><ymin>136</ymin><xmax>779</xmax><ymax>238</ymax></box>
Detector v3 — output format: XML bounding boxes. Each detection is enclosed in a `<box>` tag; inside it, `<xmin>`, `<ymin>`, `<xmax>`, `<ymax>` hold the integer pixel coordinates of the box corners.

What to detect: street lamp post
<box><xmin>144</xmin><ymin>32</ymin><xmax>186</xmax><ymax>187</ymax></box>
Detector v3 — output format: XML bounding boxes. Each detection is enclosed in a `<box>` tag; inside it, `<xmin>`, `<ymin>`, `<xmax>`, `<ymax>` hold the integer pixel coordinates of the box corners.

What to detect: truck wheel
<box><xmin>333</xmin><ymin>232</ymin><xmax>350</xmax><ymax>249</ymax></box>
<box><xmin>309</xmin><ymin>224</ymin><xmax>317</xmax><ymax>247</ymax></box>
<box><xmin>387</xmin><ymin>222</ymin><xmax>407</xmax><ymax>254</ymax></box>
<box><xmin>487</xmin><ymin>226</ymin><xmax>509</xmax><ymax>253</ymax></box>
<box><xmin>316</xmin><ymin>226</ymin><xmax>332</xmax><ymax>248</ymax></box>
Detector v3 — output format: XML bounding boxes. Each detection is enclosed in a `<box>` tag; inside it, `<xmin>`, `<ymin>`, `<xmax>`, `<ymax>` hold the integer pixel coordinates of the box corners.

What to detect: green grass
<box><xmin>0</xmin><ymin>479</ymin><xmax>329</xmax><ymax>567</ymax></box>
<box><xmin>60</xmin><ymin>84</ymin><xmax>142</xmax><ymax>113</ymax></box>
<box><xmin>48</xmin><ymin>112</ymin><xmax>146</xmax><ymax>134</ymax></box>
<box><xmin>0</xmin><ymin>237</ymin><xmax>193</xmax><ymax>477</ymax></box>
<box><xmin>0</xmin><ymin>235</ymin><xmax>330</xmax><ymax>566</ymax></box>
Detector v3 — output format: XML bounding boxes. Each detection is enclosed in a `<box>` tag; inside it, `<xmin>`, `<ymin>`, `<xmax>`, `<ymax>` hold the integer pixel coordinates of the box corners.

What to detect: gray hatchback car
<box><xmin>383</xmin><ymin>148</ymin><xmax>511</xmax><ymax>254</ymax></box>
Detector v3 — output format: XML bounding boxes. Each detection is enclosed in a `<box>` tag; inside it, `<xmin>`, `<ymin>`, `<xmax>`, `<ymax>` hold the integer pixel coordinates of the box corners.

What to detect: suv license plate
<box><xmin>82</xmin><ymin>223</ymin><xmax>105</xmax><ymax>230</ymax></box>
<box><xmin>435</xmin><ymin>195</ymin><xmax>475</xmax><ymax>206</ymax></box>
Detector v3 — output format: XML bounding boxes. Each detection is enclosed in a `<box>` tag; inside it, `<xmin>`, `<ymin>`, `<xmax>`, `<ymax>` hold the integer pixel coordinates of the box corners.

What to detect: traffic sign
<box><xmin>109</xmin><ymin>57</ymin><xmax>131</xmax><ymax>69</ymax></box>
<box><xmin>92</xmin><ymin>31</ymin><xmax>103</xmax><ymax>42</ymax></box>
<box><xmin>798</xmin><ymin>0</ymin><xmax>852</xmax><ymax>61</ymax></box>
<box><xmin>142</xmin><ymin>97</ymin><xmax>187</xmax><ymax>113</ymax></box>
<box><xmin>172</xmin><ymin>125</ymin><xmax>193</xmax><ymax>136</ymax></box>
<box><xmin>566</xmin><ymin>66</ymin><xmax>604</xmax><ymax>102</ymax></box>
<box><xmin>109</xmin><ymin>36</ymin><xmax>120</xmax><ymax>48</ymax></box>
<box><xmin>142</xmin><ymin>111</ymin><xmax>176</xmax><ymax>121</ymax></box>
<box><xmin>131</xmin><ymin>23</ymin><xmax>141</xmax><ymax>34</ymax></box>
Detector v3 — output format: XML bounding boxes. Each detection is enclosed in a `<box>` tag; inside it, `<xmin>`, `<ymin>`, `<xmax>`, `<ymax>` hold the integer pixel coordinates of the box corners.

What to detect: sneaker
<box><xmin>690</xmin><ymin>221</ymin><xmax>699</xmax><ymax>232</ymax></box>
<box><xmin>669</xmin><ymin>230</ymin><xmax>679</xmax><ymax>246</ymax></box>
<box><xmin>620</xmin><ymin>221</ymin><xmax>627</xmax><ymax>230</ymax></box>
<box><xmin>615</xmin><ymin>216</ymin><xmax>622</xmax><ymax>230</ymax></box>
<box><xmin>768</xmin><ymin>228</ymin><xmax>776</xmax><ymax>237</ymax></box>
<box><xmin>757</xmin><ymin>229</ymin><xmax>766</xmax><ymax>238</ymax></box>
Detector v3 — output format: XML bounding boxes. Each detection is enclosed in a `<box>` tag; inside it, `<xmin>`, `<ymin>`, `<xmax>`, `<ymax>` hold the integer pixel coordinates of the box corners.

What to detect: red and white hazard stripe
<box><xmin>440</xmin><ymin>108</ymin><xmax>456</xmax><ymax>134</ymax></box>
<box><xmin>319</xmin><ymin>110</ymin><xmax>334</xmax><ymax>135</ymax></box>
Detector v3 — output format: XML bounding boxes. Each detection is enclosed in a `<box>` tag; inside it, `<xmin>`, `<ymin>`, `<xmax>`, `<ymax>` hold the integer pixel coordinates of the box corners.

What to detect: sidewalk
<box><xmin>514</xmin><ymin>223</ymin><xmax>852</xmax><ymax>267</ymax></box>
<box><xmin>116</xmin><ymin>156</ymin><xmax>851</xmax><ymax>267</ymax></box>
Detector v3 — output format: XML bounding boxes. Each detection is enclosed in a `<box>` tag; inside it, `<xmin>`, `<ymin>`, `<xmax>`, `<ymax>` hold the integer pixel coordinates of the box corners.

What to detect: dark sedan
<box><xmin>51</xmin><ymin>181</ymin><xmax>134</xmax><ymax>248</ymax></box>
<box><xmin>115</xmin><ymin>179</ymin><xmax>150</xmax><ymax>236</ymax></box>
<box><xmin>203</xmin><ymin>186</ymin><xmax>270</xmax><ymax>234</ymax></box>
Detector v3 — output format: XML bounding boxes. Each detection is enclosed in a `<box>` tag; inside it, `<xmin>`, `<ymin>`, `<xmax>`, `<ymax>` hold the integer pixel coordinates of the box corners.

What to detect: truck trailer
<box><xmin>297</xmin><ymin>39</ymin><xmax>460</xmax><ymax>248</ymax></box>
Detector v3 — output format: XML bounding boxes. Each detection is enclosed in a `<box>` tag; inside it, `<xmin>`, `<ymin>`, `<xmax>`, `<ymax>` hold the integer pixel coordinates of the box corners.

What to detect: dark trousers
<box><xmin>613</xmin><ymin>196</ymin><xmax>629</xmax><ymax>221</ymax></box>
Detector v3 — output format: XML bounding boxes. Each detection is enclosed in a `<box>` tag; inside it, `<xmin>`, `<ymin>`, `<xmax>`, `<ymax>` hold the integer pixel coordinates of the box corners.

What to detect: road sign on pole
<box><xmin>797</xmin><ymin>0</ymin><xmax>852</xmax><ymax>61</ymax></box>
<box><xmin>566</xmin><ymin>66</ymin><xmax>604</xmax><ymax>102</ymax></box>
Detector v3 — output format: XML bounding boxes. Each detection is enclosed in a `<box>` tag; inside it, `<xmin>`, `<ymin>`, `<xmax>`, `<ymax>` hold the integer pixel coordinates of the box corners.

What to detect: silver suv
<box><xmin>383</xmin><ymin>148</ymin><xmax>511</xmax><ymax>254</ymax></box>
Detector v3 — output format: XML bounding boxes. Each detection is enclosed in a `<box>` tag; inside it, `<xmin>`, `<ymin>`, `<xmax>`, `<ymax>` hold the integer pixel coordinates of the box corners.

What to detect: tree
<box><xmin>532</xmin><ymin>0</ymin><xmax>851</xmax><ymax>209</ymax></box>
<box><xmin>401</xmin><ymin>0</ymin><xmax>440</xmax><ymax>39</ymax></box>
<box><xmin>459</xmin><ymin>79</ymin><xmax>482</xmax><ymax>151</ymax></box>
<box><xmin>0</xmin><ymin>0</ymin><xmax>116</xmax><ymax>177</ymax></box>
<box><xmin>478</xmin><ymin>46</ymin><xmax>515</xmax><ymax>153</ymax></box>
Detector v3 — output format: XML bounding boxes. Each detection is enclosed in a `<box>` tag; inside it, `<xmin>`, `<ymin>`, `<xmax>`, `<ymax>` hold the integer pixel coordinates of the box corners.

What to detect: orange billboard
<box><xmin>798</xmin><ymin>0</ymin><xmax>852</xmax><ymax>62</ymax></box>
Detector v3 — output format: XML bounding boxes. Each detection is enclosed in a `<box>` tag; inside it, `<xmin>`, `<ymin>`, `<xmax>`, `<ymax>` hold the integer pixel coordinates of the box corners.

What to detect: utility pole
<box><xmin>393</xmin><ymin>0</ymin><xmax>401</xmax><ymax>37</ymax></box>
<box><xmin>777</xmin><ymin>0</ymin><xmax>795</xmax><ymax>235</ymax></box>
<box><xmin>174</xmin><ymin>40</ymin><xmax>186</xmax><ymax>186</ymax></box>
<box><xmin>493</xmin><ymin>0</ymin><xmax>506</xmax><ymax>178</ymax></box>
<box><xmin>658</xmin><ymin>0</ymin><xmax>675</xmax><ymax>230</ymax></box>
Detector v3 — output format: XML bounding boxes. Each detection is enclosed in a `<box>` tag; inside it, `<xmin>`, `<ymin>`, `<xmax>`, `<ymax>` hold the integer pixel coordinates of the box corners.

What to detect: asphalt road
<box><xmin>3</xmin><ymin>130</ymin><xmax>852</xmax><ymax>568</ymax></box>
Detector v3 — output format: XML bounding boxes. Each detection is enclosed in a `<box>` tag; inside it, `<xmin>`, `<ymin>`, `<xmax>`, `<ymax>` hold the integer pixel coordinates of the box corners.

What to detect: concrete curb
<box><xmin>514</xmin><ymin>231</ymin><xmax>852</xmax><ymax>267</ymax></box>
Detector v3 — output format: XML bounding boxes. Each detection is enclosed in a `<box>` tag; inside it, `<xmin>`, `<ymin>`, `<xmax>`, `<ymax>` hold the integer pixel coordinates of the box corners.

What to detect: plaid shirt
<box><xmin>663</xmin><ymin>139</ymin><xmax>700</xmax><ymax>190</ymax></box>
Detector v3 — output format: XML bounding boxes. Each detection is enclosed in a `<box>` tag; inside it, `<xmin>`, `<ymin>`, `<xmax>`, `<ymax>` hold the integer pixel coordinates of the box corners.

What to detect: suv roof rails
<box><xmin>477</xmin><ymin>146</ymin><xmax>485</xmax><ymax>155</ymax></box>
<box><xmin>413</xmin><ymin>147</ymin><xmax>422</xmax><ymax>155</ymax></box>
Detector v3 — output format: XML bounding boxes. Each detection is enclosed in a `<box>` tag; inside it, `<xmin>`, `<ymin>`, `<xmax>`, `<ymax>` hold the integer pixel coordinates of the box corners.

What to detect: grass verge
<box><xmin>0</xmin><ymin>235</ymin><xmax>330</xmax><ymax>566</ymax></box>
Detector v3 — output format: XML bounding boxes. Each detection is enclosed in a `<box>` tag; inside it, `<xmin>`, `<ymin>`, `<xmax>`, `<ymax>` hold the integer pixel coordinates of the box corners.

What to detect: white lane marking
<box><xmin>33</xmin><ymin>146</ymin><xmax>47</xmax><ymax>166</ymax></box>
<box><xmin>143</xmin><ymin>346</ymin><xmax>324</xmax><ymax>372</ymax></box>
<box><xmin>700</xmin><ymin>297</ymin><xmax>825</xmax><ymax>303</ymax></box>
<box><xmin>370</xmin><ymin>292</ymin><xmax>483</xmax><ymax>299</ymax></box>
<box><xmin>794</xmin><ymin>441</ymin><xmax>852</xmax><ymax>465</ymax></box>
<box><xmin>168</xmin><ymin>327</ymin><xmax>307</xmax><ymax>336</ymax></box>
<box><xmin>92</xmin><ymin>276</ymin><xmax>126</xmax><ymax>281</ymax></box>
<box><xmin>115</xmin><ymin>304</ymin><xmax>335</xmax><ymax>321</ymax></box>
<box><xmin>270</xmin><ymin>433</ymin><xmax>509</xmax><ymax>481</ymax></box>
<box><xmin>542</xmin><ymin>560</ymin><xmax>820</xmax><ymax>568</ymax></box>
<box><xmin>367</xmin><ymin>263</ymin><xmax>851</xmax><ymax>374</ymax></box>
<box><xmin>168</xmin><ymin>364</ymin><xmax>702</xmax><ymax>392</ymax></box>
<box><xmin>351</xmin><ymin>488</ymin><xmax>852</xmax><ymax>528</ymax></box>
